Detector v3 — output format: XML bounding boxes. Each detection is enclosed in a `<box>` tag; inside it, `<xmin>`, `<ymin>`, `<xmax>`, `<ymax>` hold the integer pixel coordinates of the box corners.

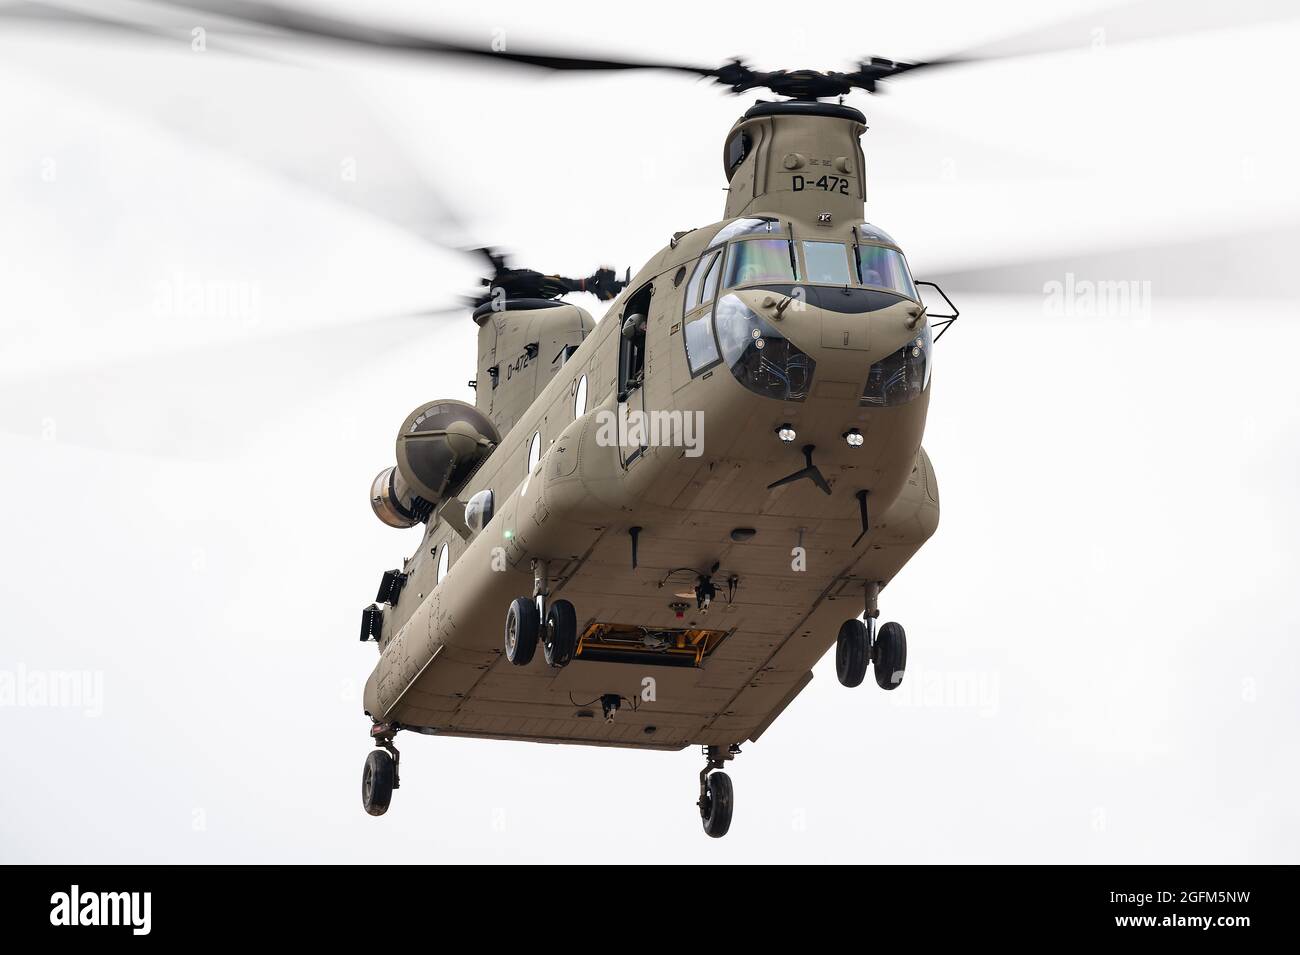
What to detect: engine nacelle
<box><xmin>369</xmin><ymin>399</ymin><xmax>500</xmax><ymax>528</ymax></box>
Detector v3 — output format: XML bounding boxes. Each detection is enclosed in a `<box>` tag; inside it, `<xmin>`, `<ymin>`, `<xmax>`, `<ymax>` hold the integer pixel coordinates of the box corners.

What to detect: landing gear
<box><xmin>874</xmin><ymin>621</ymin><xmax>907</xmax><ymax>691</ymax></box>
<box><xmin>543</xmin><ymin>599</ymin><xmax>577</xmax><ymax>668</ymax></box>
<box><xmin>503</xmin><ymin>597</ymin><xmax>539</xmax><ymax>665</ymax></box>
<box><xmin>835</xmin><ymin>618</ymin><xmax>871</xmax><ymax>687</ymax></box>
<box><xmin>836</xmin><ymin>579</ymin><xmax>907</xmax><ymax>690</ymax></box>
<box><xmin>362</xmin><ymin>723</ymin><xmax>401</xmax><ymax>816</ymax></box>
<box><xmin>506</xmin><ymin>560</ymin><xmax>578</xmax><ymax>669</ymax></box>
<box><xmin>697</xmin><ymin>744</ymin><xmax>739</xmax><ymax>838</ymax></box>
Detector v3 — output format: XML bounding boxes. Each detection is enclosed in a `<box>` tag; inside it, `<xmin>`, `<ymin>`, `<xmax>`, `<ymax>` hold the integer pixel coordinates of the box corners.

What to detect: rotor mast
<box><xmin>722</xmin><ymin>101</ymin><xmax>869</xmax><ymax>227</ymax></box>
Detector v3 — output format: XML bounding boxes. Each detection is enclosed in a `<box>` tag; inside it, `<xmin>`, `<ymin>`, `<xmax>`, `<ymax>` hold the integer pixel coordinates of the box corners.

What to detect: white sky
<box><xmin>1</xmin><ymin>0</ymin><xmax>1298</xmax><ymax>862</ymax></box>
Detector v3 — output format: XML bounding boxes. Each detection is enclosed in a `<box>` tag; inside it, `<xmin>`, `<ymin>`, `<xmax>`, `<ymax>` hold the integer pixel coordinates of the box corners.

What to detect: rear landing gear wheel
<box><xmin>835</xmin><ymin>618</ymin><xmax>871</xmax><ymax>687</ymax></box>
<box><xmin>697</xmin><ymin>744</ymin><xmax>738</xmax><ymax>838</ymax></box>
<box><xmin>543</xmin><ymin>599</ymin><xmax>578</xmax><ymax>668</ymax></box>
<box><xmin>873</xmin><ymin>621</ymin><xmax>907</xmax><ymax>690</ymax></box>
<box><xmin>700</xmin><ymin>771</ymin><xmax>733</xmax><ymax>838</ymax></box>
<box><xmin>361</xmin><ymin>749</ymin><xmax>395</xmax><ymax>816</ymax></box>
<box><xmin>504</xmin><ymin>597</ymin><xmax>540</xmax><ymax>666</ymax></box>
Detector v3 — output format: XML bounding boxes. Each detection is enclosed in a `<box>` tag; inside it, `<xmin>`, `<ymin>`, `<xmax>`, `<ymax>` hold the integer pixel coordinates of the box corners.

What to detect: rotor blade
<box><xmin>0</xmin><ymin>7</ymin><xmax>613</xmax><ymax>280</ymax></box>
<box><xmin>0</xmin><ymin>16</ymin><xmax>482</xmax><ymax>256</ymax></box>
<box><xmin>892</xmin><ymin>0</ymin><xmax>1298</xmax><ymax>75</ymax></box>
<box><xmin>82</xmin><ymin>0</ymin><xmax>723</xmax><ymax>78</ymax></box>
<box><xmin>0</xmin><ymin>309</ymin><xmax>463</xmax><ymax>459</ymax></box>
<box><xmin>916</xmin><ymin>224</ymin><xmax>1300</xmax><ymax>300</ymax></box>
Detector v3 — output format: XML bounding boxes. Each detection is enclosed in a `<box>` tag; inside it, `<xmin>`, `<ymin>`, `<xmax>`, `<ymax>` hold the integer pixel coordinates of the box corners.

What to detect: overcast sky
<box><xmin>1</xmin><ymin>0</ymin><xmax>1297</xmax><ymax>863</ymax></box>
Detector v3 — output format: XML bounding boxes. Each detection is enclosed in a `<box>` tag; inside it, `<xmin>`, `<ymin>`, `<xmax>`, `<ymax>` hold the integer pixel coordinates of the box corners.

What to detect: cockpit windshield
<box><xmin>723</xmin><ymin>238</ymin><xmax>798</xmax><ymax>286</ymax></box>
<box><xmin>802</xmin><ymin>241</ymin><xmax>853</xmax><ymax>285</ymax></box>
<box><xmin>712</xmin><ymin>219</ymin><xmax>917</xmax><ymax>301</ymax></box>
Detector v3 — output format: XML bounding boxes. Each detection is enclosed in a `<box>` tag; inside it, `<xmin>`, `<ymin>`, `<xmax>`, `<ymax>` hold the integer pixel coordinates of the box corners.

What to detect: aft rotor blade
<box><xmin>0</xmin><ymin>310</ymin><xmax>464</xmax><ymax>459</ymax></box>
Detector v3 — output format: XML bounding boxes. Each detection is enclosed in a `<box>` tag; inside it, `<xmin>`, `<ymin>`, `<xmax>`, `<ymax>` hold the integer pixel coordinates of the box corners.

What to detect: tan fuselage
<box><xmin>363</xmin><ymin>102</ymin><xmax>939</xmax><ymax>750</ymax></box>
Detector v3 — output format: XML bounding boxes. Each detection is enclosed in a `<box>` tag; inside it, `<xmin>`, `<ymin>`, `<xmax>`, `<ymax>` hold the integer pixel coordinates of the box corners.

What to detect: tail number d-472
<box><xmin>792</xmin><ymin>174</ymin><xmax>850</xmax><ymax>194</ymax></box>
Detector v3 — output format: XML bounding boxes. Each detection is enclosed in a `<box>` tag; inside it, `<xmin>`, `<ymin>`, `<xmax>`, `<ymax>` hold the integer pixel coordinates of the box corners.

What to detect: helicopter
<box><xmin>8</xmin><ymin>1</ymin><xmax>1284</xmax><ymax>840</ymax></box>
<box><xmin>356</xmin><ymin>92</ymin><xmax>953</xmax><ymax>837</ymax></box>
<box><xmin>257</xmin><ymin>12</ymin><xmax>967</xmax><ymax>837</ymax></box>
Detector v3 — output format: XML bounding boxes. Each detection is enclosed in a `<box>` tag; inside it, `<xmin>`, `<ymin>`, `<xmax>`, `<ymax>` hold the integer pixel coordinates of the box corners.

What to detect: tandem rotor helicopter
<box><xmin>9</xmin><ymin>0</ymin><xmax>1262</xmax><ymax>838</ymax></box>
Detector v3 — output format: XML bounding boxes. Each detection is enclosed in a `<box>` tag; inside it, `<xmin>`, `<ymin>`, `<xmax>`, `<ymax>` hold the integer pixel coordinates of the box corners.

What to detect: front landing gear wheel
<box><xmin>543</xmin><ymin>599</ymin><xmax>578</xmax><ymax>668</ymax></box>
<box><xmin>504</xmin><ymin>597</ymin><xmax>540</xmax><ymax>666</ymax></box>
<box><xmin>700</xmin><ymin>772</ymin><xmax>733</xmax><ymax>838</ymax></box>
<box><xmin>835</xmin><ymin>618</ymin><xmax>871</xmax><ymax>687</ymax></box>
<box><xmin>874</xmin><ymin>621</ymin><xmax>907</xmax><ymax>690</ymax></box>
<box><xmin>361</xmin><ymin>750</ymin><xmax>395</xmax><ymax>816</ymax></box>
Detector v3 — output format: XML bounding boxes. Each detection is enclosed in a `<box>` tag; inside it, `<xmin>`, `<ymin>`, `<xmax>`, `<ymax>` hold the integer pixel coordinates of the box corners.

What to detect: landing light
<box><xmin>843</xmin><ymin>429</ymin><xmax>864</xmax><ymax>448</ymax></box>
<box><xmin>776</xmin><ymin>424</ymin><xmax>797</xmax><ymax>443</ymax></box>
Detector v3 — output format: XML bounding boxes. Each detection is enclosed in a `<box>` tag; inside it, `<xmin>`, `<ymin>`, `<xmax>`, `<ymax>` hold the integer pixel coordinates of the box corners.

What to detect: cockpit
<box><xmin>679</xmin><ymin>217</ymin><xmax>931</xmax><ymax>406</ymax></box>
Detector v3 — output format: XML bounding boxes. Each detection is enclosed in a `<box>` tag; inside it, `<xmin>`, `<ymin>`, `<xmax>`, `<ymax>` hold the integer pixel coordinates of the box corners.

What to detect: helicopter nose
<box><xmin>746</xmin><ymin>285</ymin><xmax>922</xmax><ymax>363</ymax></box>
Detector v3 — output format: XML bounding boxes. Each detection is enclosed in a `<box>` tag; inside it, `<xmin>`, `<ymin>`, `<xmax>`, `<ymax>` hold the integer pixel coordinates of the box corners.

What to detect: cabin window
<box><xmin>855</xmin><ymin>244</ymin><xmax>918</xmax><ymax>300</ymax></box>
<box><xmin>574</xmin><ymin>374</ymin><xmax>587</xmax><ymax>417</ymax></box>
<box><xmin>802</xmin><ymin>241</ymin><xmax>853</xmax><ymax>285</ymax></box>
<box><xmin>435</xmin><ymin>544</ymin><xmax>449</xmax><ymax>584</ymax></box>
<box><xmin>526</xmin><ymin>431</ymin><xmax>541</xmax><ymax>475</ymax></box>
<box><xmin>724</xmin><ymin>238</ymin><xmax>797</xmax><ymax>288</ymax></box>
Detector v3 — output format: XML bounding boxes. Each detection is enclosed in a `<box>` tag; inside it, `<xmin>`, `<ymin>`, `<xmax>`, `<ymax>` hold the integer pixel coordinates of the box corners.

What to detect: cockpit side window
<box><xmin>855</xmin><ymin>243</ymin><xmax>918</xmax><ymax>301</ymax></box>
<box><xmin>683</xmin><ymin>250</ymin><xmax>722</xmax><ymax>375</ymax></box>
<box><xmin>860</xmin><ymin>324</ymin><xmax>932</xmax><ymax>407</ymax></box>
<box><xmin>700</xmin><ymin>251</ymin><xmax>721</xmax><ymax>303</ymax></box>
<box><xmin>684</xmin><ymin>249</ymin><xmax>721</xmax><ymax>316</ymax></box>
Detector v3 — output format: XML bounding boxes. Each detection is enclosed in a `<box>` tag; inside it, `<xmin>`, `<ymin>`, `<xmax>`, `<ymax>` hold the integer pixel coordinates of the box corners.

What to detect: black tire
<box><xmin>543</xmin><ymin>599</ymin><xmax>578</xmax><ymax>668</ymax></box>
<box><xmin>504</xmin><ymin>597</ymin><xmax>540</xmax><ymax>666</ymax></box>
<box><xmin>874</xmin><ymin>621</ymin><xmax>907</xmax><ymax>690</ymax></box>
<box><xmin>836</xmin><ymin>618</ymin><xmax>869</xmax><ymax>688</ymax></box>
<box><xmin>361</xmin><ymin>750</ymin><xmax>395</xmax><ymax>817</ymax></box>
<box><xmin>700</xmin><ymin>771</ymin><xmax>734</xmax><ymax>838</ymax></box>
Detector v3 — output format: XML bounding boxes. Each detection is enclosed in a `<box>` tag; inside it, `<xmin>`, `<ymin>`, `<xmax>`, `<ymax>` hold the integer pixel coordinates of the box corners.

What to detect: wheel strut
<box><xmin>370</xmin><ymin>721</ymin><xmax>401</xmax><ymax>790</ymax></box>
<box><xmin>696</xmin><ymin>743</ymin><xmax>739</xmax><ymax>806</ymax></box>
<box><xmin>863</xmin><ymin>580</ymin><xmax>880</xmax><ymax>660</ymax></box>
<box><xmin>531</xmin><ymin>558</ymin><xmax>550</xmax><ymax>618</ymax></box>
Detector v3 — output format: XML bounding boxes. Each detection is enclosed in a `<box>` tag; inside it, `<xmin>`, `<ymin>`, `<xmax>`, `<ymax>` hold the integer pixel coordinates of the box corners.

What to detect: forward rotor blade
<box><xmin>79</xmin><ymin>0</ymin><xmax>721</xmax><ymax>78</ymax></box>
<box><xmin>892</xmin><ymin>0</ymin><xmax>1298</xmax><ymax>76</ymax></box>
<box><xmin>8</xmin><ymin>0</ymin><xmax>1298</xmax><ymax>100</ymax></box>
<box><xmin>917</xmin><ymin>224</ymin><xmax>1300</xmax><ymax>300</ymax></box>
